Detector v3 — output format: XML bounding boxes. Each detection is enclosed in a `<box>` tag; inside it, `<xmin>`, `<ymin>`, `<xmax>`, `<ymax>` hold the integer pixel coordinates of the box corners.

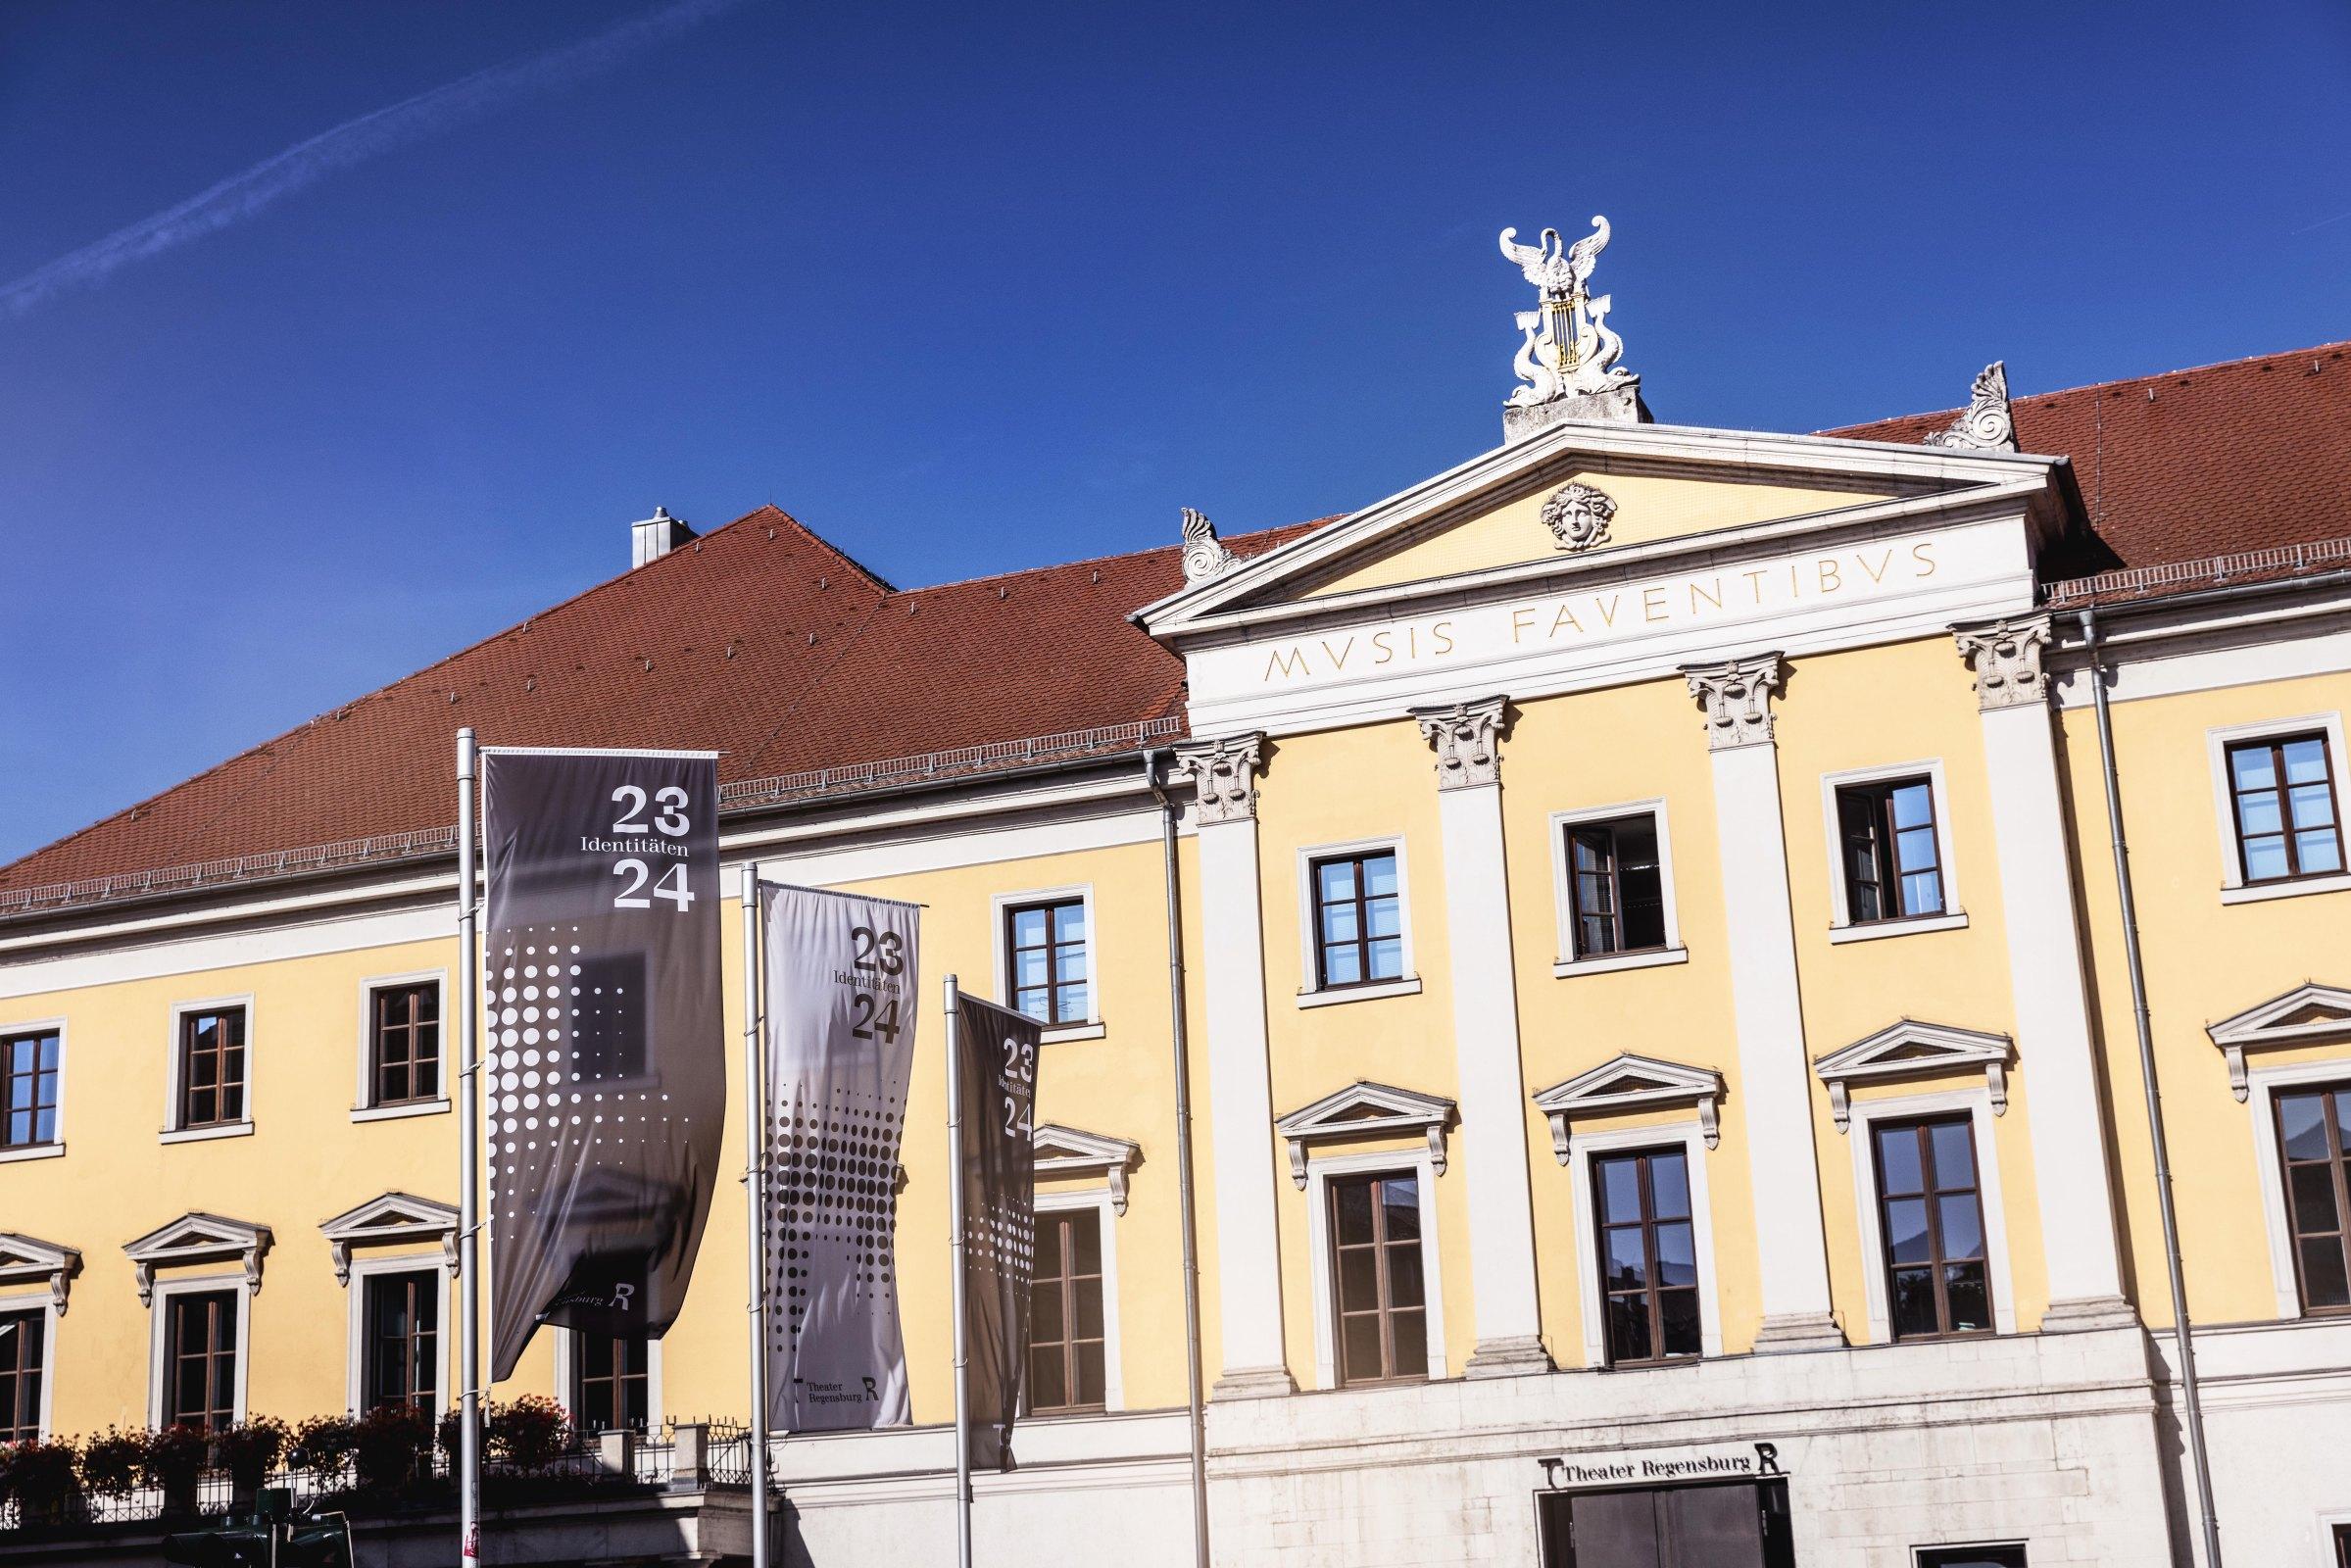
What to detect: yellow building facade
<box><xmin>6</xmin><ymin>317</ymin><xmax>2351</xmax><ymax>1568</ymax></box>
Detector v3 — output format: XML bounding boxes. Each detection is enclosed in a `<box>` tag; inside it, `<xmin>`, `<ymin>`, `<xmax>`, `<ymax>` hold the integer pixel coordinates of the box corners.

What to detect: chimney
<box><xmin>630</xmin><ymin>506</ymin><xmax>696</xmax><ymax>567</ymax></box>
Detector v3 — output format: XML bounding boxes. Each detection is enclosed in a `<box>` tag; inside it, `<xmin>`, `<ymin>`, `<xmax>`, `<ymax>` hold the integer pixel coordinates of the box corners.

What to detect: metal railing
<box><xmin>2045</xmin><ymin>534</ymin><xmax>2351</xmax><ymax>607</ymax></box>
<box><xmin>0</xmin><ymin>715</ymin><xmax>1184</xmax><ymax>920</ymax></box>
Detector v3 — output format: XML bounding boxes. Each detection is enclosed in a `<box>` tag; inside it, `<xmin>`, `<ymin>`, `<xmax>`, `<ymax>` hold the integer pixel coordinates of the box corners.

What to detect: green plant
<box><xmin>351</xmin><ymin>1403</ymin><xmax>435</xmax><ymax>1492</ymax></box>
<box><xmin>487</xmin><ymin>1394</ymin><xmax>570</xmax><ymax>1470</ymax></box>
<box><xmin>140</xmin><ymin>1424</ymin><xmax>209</xmax><ymax>1493</ymax></box>
<box><xmin>287</xmin><ymin>1414</ymin><xmax>357</xmax><ymax>1477</ymax></box>
<box><xmin>76</xmin><ymin>1429</ymin><xmax>144</xmax><ymax>1495</ymax></box>
<box><xmin>215</xmin><ymin>1415</ymin><xmax>290</xmax><ymax>1493</ymax></box>
<box><xmin>8</xmin><ymin>1438</ymin><xmax>82</xmax><ymax>1523</ymax></box>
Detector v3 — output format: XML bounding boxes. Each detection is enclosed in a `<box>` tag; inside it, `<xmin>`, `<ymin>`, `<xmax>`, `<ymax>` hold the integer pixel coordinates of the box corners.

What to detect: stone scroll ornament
<box><xmin>1925</xmin><ymin>362</ymin><xmax>2020</xmax><ymax>452</ymax></box>
<box><xmin>1179</xmin><ymin>507</ymin><xmax>1237</xmax><ymax>584</ymax></box>
<box><xmin>480</xmin><ymin>748</ymin><xmax>725</xmax><ymax>1383</ymax></box>
<box><xmin>1499</xmin><ymin>217</ymin><xmax>1637</xmax><ymax>408</ymax></box>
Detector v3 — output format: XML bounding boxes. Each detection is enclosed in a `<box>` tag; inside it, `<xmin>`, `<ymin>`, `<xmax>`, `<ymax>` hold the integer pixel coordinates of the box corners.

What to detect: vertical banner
<box><xmin>481</xmin><ymin>748</ymin><xmax>724</xmax><ymax>1382</ymax></box>
<box><xmin>760</xmin><ymin>884</ymin><xmax>921</xmax><ymax>1430</ymax></box>
<box><xmin>953</xmin><ymin>991</ymin><xmax>1040</xmax><ymax>1469</ymax></box>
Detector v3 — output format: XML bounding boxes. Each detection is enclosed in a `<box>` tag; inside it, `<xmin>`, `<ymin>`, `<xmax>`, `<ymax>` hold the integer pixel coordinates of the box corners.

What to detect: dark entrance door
<box><xmin>1538</xmin><ymin>1480</ymin><xmax>1794</xmax><ymax>1568</ymax></box>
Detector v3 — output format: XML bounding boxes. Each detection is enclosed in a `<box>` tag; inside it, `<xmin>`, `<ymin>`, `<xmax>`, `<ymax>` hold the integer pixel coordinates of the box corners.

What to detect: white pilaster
<box><xmin>1170</xmin><ymin>733</ymin><xmax>1297</xmax><ymax>1397</ymax></box>
<box><xmin>1684</xmin><ymin>656</ymin><xmax>1845</xmax><ymax>1350</ymax></box>
<box><xmin>1956</xmin><ymin>617</ymin><xmax>2134</xmax><ymax>1327</ymax></box>
<box><xmin>1411</xmin><ymin>698</ymin><xmax>1551</xmax><ymax>1376</ymax></box>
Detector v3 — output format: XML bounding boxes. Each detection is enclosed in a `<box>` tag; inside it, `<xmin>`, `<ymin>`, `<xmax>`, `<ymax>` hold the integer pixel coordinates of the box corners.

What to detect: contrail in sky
<box><xmin>1</xmin><ymin>0</ymin><xmax>745</xmax><ymax>319</ymax></box>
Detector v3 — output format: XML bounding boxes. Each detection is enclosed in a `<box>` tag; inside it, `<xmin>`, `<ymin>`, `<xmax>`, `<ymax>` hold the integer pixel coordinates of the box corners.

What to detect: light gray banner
<box><xmin>759</xmin><ymin>882</ymin><xmax>920</xmax><ymax>1431</ymax></box>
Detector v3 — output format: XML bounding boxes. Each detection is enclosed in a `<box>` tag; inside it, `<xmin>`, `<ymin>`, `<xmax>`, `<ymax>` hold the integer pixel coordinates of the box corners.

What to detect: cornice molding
<box><xmin>1813</xmin><ymin>1019</ymin><xmax>2013</xmax><ymax>1132</ymax></box>
<box><xmin>123</xmin><ymin>1212</ymin><xmax>272</xmax><ymax>1305</ymax></box>
<box><xmin>0</xmin><ymin>1233</ymin><xmax>81</xmax><ymax>1315</ymax></box>
<box><xmin>1032</xmin><ymin>1124</ymin><xmax>1144</xmax><ymax>1214</ymax></box>
<box><xmin>1273</xmin><ymin>1080</ymin><xmax>1455</xmax><ymax>1189</ymax></box>
<box><xmin>318</xmin><ymin>1192</ymin><xmax>460</xmax><ymax>1286</ymax></box>
<box><xmin>1530</xmin><ymin>1054</ymin><xmax>1724</xmax><ymax>1164</ymax></box>
<box><xmin>2207</xmin><ymin>982</ymin><xmax>2351</xmax><ymax>1102</ymax></box>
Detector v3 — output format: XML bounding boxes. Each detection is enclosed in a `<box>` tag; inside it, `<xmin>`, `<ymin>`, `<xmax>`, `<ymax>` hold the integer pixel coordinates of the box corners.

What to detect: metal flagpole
<box><xmin>454</xmin><ymin>728</ymin><xmax>483</xmax><ymax>1563</ymax></box>
<box><xmin>943</xmin><ymin>974</ymin><xmax>973</xmax><ymax>1568</ymax></box>
<box><xmin>738</xmin><ymin>863</ymin><xmax>774</xmax><ymax>1568</ymax></box>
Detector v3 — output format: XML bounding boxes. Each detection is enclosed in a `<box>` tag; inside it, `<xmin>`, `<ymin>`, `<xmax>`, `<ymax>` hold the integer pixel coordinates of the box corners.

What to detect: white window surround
<box><xmin>2243</xmin><ymin>1054</ymin><xmax>2351</xmax><ymax>1321</ymax></box>
<box><xmin>1563</xmin><ymin>1118</ymin><xmax>1724</xmax><ymax>1367</ymax></box>
<box><xmin>1844</xmin><ymin>1088</ymin><xmax>2018</xmax><ymax>1344</ymax></box>
<box><xmin>1547</xmin><ymin>799</ymin><xmax>1689</xmax><ymax>974</ymax></box>
<box><xmin>146</xmin><ymin>1272</ymin><xmax>251</xmax><ymax>1429</ymax></box>
<box><xmin>353</xmin><ymin>969</ymin><xmax>451</xmax><ymax>1119</ymax></box>
<box><xmin>2205</xmin><ymin>710</ymin><xmax>2351</xmax><ymax>901</ymax></box>
<box><xmin>1299</xmin><ymin>1146</ymin><xmax>1449</xmax><ymax>1390</ymax></box>
<box><xmin>989</xmin><ymin>884</ymin><xmax>1103</xmax><ymax>1044</ymax></box>
<box><xmin>1817</xmin><ymin>760</ymin><xmax>1965</xmax><ymax>936</ymax></box>
<box><xmin>0</xmin><ymin>1015</ymin><xmax>66</xmax><ymax>1163</ymax></box>
<box><xmin>163</xmin><ymin>994</ymin><xmax>256</xmax><ymax>1139</ymax></box>
<box><xmin>0</xmin><ymin>1294</ymin><xmax>58</xmax><ymax>1439</ymax></box>
<box><xmin>343</xmin><ymin>1254</ymin><xmax>451</xmax><ymax>1417</ymax></box>
<box><xmin>1033</xmin><ymin>1187</ymin><xmax>1126</xmax><ymax>1412</ymax></box>
<box><xmin>554</xmin><ymin>1329</ymin><xmax>664</xmax><ymax>1431</ymax></box>
<box><xmin>2208</xmin><ymin>982</ymin><xmax>2351</xmax><ymax>1102</ymax></box>
<box><xmin>1294</xmin><ymin>836</ymin><xmax>1420</xmax><ymax>1004</ymax></box>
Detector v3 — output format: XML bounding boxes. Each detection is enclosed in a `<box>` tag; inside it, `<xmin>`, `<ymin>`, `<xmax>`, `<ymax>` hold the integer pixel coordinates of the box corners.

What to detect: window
<box><xmin>1917</xmin><ymin>1548</ymin><xmax>2028</xmax><ymax>1568</ymax></box>
<box><xmin>2275</xmin><ymin>1082</ymin><xmax>2351</xmax><ymax>1313</ymax></box>
<box><xmin>363</xmin><ymin>1270</ymin><xmax>440</xmax><ymax>1412</ymax></box>
<box><xmin>1328</xmin><ymin>1171</ymin><xmax>1426</xmax><ymax>1385</ymax></box>
<box><xmin>368</xmin><ymin>983</ymin><xmax>440</xmax><ymax>1107</ymax></box>
<box><xmin>1</xmin><ymin>1030</ymin><xmax>60</xmax><ymax>1150</ymax></box>
<box><xmin>2335</xmin><ymin>1523</ymin><xmax>2350</xmax><ymax>1568</ymax></box>
<box><xmin>1592</xmin><ymin>1146</ymin><xmax>1701</xmax><ymax>1365</ymax></box>
<box><xmin>0</xmin><ymin>1311</ymin><xmax>43</xmax><ymax>1442</ymax></box>
<box><xmin>165</xmin><ymin>1290</ymin><xmax>239</xmax><ymax>1431</ymax></box>
<box><xmin>1566</xmin><ymin>814</ymin><xmax>1667</xmax><ymax>958</ymax></box>
<box><xmin>2228</xmin><ymin>733</ymin><xmax>2343</xmax><ymax>884</ymax></box>
<box><xmin>1311</xmin><ymin>852</ymin><xmax>1403</xmax><ymax>991</ymax></box>
<box><xmin>1027</xmin><ymin>1208</ymin><xmax>1106</xmax><ymax>1412</ymax></box>
<box><xmin>1005</xmin><ymin>899</ymin><xmax>1090</xmax><ymax>1027</ymax></box>
<box><xmin>176</xmin><ymin>1007</ymin><xmax>247</xmax><ymax>1129</ymax></box>
<box><xmin>1872</xmin><ymin>1117</ymin><xmax>1991</xmax><ymax>1340</ymax></box>
<box><xmin>1837</xmin><ymin>777</ymin><xmax>1945</xmax><ymax>922</ymax></box>
<box><xmin>570</xmin><ymin>1332</ymin><xmax>650</xmax><ymax>1433</ymax></box>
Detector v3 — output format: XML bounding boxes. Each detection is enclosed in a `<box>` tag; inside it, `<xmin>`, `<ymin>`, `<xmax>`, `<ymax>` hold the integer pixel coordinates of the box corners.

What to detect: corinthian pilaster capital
<box><xmin>1952</xmin><ymin>615</ymin><xmax>2052</xmax><ymax>710</ymax></box>
<box><xmin>1169</xmin><ymin>732</ymin><xmax>1266</xmax><ymax>825</ymax></box>
<box><xmin>1410</xmin><ymin>696</ymin><xmax>1508</xmax><ymax>790</ymax></box>
<box><xmin>1683</xmin><ymin>654</ymin><xmax>1785</xmax><ymax>751</ymax></box>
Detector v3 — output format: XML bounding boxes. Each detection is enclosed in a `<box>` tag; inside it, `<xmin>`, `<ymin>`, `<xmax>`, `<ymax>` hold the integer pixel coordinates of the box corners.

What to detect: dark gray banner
<box><xmin>481</xmin><ymin>748</ymin><xmax>723</xmax><ymax>1383</ymax></box>
<box><xmin>954</xmin><ymin>990</ymin><xmax>1039</xmax><ymax>1470</ymax></box>
<box><xmin>760</xmin><ymin>884</ymin><xmax>921</xmax><ymax>1431</ymax></box>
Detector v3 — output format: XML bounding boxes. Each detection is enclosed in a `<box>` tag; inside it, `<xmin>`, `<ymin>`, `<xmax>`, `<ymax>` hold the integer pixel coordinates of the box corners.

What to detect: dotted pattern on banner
<box><xmin>965</xmin><ymin>1188</ymin><xmax>1034</xmax><ymax>1288</ymax></box>
<box><xmin>485</xmin><ymin>927</ymin><xmax>681</xmax><ymax>1236</ymax></box>
<box><xmin>766</xmin><ymin>1083</ymin><xmax>904</xmax><ymax>1357</ymax></box>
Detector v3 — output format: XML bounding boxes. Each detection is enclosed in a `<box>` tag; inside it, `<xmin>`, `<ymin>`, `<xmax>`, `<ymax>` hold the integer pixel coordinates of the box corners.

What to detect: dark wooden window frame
<box><xmin>1326</xmin><ymin>1169</ymin><xmax>1428</xmax><ymax>1387</ymax></box>
<box><xmin>174</xmin><ymin>1005</ymin><xmax>248</xmax><ymax>1130</ymax></box>
<box><xmin>1917</xmin><ymin>1547</ymin><xmax>2030</xmax><ymax>1568</ymax></box>
<box><xmin>163</xmin><ymin>1288</ymin><xmax>239</xmax><ymax>1432</ymax></box>
<box><xmin>2227</xmin><ymin>731</ymin><xmax>2344</xmax><ymax>885</ymax></box>
<box><xmin>570</xmin><ymin>1331</ymin><xmax>651</xmax><ymax>1433</ymax></box>
<box><xmin>2275</xmin><ymin>1080</ymin><xmax>2351</xmax><ymax>1317</ymax></box>
<box><xmin>1836</xmin><ymin>775</ymin><xmax>1946</xmax><ymax>924</ymax></box>
<box><xmin>1870</xmin><ymin>1114</ymin><xmax>1993</xmax><ymax>1342</ymax></box>
<box><xmin>1564</xmin><ymin>813</ymin><xmax>1670</xmax><ymax>960</ymax></box>
<box><xmin>1590</xmin><ymin>1144</ymin><xmax>1703</xmax><ymax>1366</ymax></box>
<box><xmin>0</xmin><ymin>1309</ymin><xmax>43</xmax><ymax>1443</ymax></box>
<box><xmin>362</xmin><ymin>1268</ymin><xmax>441</xmax><ymax>1413</ymax></box>
<box><xmin>368</xmin><ymin>982</ymin><xmax>442</xmax><ymax>1108</ymax></box>
<box><xmin>1309</xmin><ymin>849</ymin><xmax>1405</xmax><ymax>992</ymax></box>
<box><xmin>0</xmin><ymin>1028</ymin><xmax>61</xmax><ymax>1151</ymax></box>
<box><xmin>1026</xmin><ymin>1205</ymin><xmax>1107</xmax><ymax>1414</ymax></box>
<box><xmin>2333</xmin><ymin>1520</ymin><xmax>2351</xmax><ymax>1568</ymax></box>
<box><xmin>1003</xmin><ymin>897</ymin><xmax>1091</xmax><ymax>1027</ymax></box>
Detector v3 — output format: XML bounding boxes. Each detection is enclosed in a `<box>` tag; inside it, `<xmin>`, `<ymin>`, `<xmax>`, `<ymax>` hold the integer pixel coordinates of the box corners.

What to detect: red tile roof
<box><xmin>9</xmin><ymin>338</ymin><xmax>2350</xmax><ymax>905</ymax></box>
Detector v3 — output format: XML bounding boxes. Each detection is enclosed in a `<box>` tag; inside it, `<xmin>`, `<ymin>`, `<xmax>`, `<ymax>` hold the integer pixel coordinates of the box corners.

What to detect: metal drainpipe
<box><xmin>1145</xmin><ymin>749</ymin><xmax>1212</xmax><ymax>1568</ymax></box>
<box><xmin>2078</xmin><ymin>607</ymin><xmax>2225</xmax><ymax>1568</ymax></box>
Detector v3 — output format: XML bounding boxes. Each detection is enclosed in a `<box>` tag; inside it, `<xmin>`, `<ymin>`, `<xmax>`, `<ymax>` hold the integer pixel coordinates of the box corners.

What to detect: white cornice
<box><xmin>1531</xmin><ymin>1054</ymin><xmax>1725</xmax><ymax>1163</ymax></box>
<box><xmin>318</xmin><ymin>1192</ymin><xmax>460</xmax><ymax>1285</ymax></box>
<box><xmin>123</xmin><ymin>1212</ymin><xmax>272</xmax><ymax>1305</ymax></box>
<box><xmin>0</xmin><ymin>1233</ymin><xmax>81</xmax><ymax>1314</ymax></box>
<box><xmin>2207</xmin><ymin>982</ymin><xmax>2351</xmax><ymax>1102</ymax></box>
<box><xmin>1032</xmin><ymin>1124</ymin><xmax>1143</xmax><ymax>1214</ymax></box>
<box><xmin>1273</xmin><ymin>1080</ymin><xmax>1455</xmax><ymax>1189</ymax></box>
<box><xmin>1813</xmin><ymin>1020</ymin><xmax>2013</xmax><ymax>1132</ymax></box>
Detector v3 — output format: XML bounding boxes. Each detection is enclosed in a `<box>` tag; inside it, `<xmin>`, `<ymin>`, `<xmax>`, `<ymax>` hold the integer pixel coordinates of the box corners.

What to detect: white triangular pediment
<box><xmin>0</xmin><ymin>1233</ymin><xmax>81</xmax><ymax>1314</ymax></box>
<box><xmin>1274</xmin><ymin>1081</ymin><xmax>1455</xmax><ymax>1189</ymax></box>
<box><xmin>318</xmin><ymin>1192</ymin><xmax>459</xmax><ymax>1285</ymax></box>
<box><xmin>1814</xmin><ymin>1020</ymin><xmax>2012</xmax><ymax>1131</ymax></box>
<box><xmin>1531</xmin><ymin>1053</ymin><xmax>1725</xmax><ymax>1164</ymax></box>
<box><xmin>123</xmin><ymin>1211</ymin><xmax>272</xmax><ymax>1304</ymax></box>
<box><xmin>1032</xmin><ymin>1124</ymin><xmax>1143</xmax><ymax>1213</ymax></box>
<box><xmin>1142</xmin><ymin>419</ymin><xmax>2065</xmax><ymax>637</ymax></box>
<box><xmin>2207</xmin><ymin>983</ymin><xmax>2351</xmax><ymax>1101</ymax></box>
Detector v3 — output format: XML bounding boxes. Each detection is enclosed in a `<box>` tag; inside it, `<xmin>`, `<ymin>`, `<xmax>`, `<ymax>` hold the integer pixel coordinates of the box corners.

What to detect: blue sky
<box><xmin>4</xmin><ymin>0</ymin><xmax>2349</xmax><ymax>866</ymax></box>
